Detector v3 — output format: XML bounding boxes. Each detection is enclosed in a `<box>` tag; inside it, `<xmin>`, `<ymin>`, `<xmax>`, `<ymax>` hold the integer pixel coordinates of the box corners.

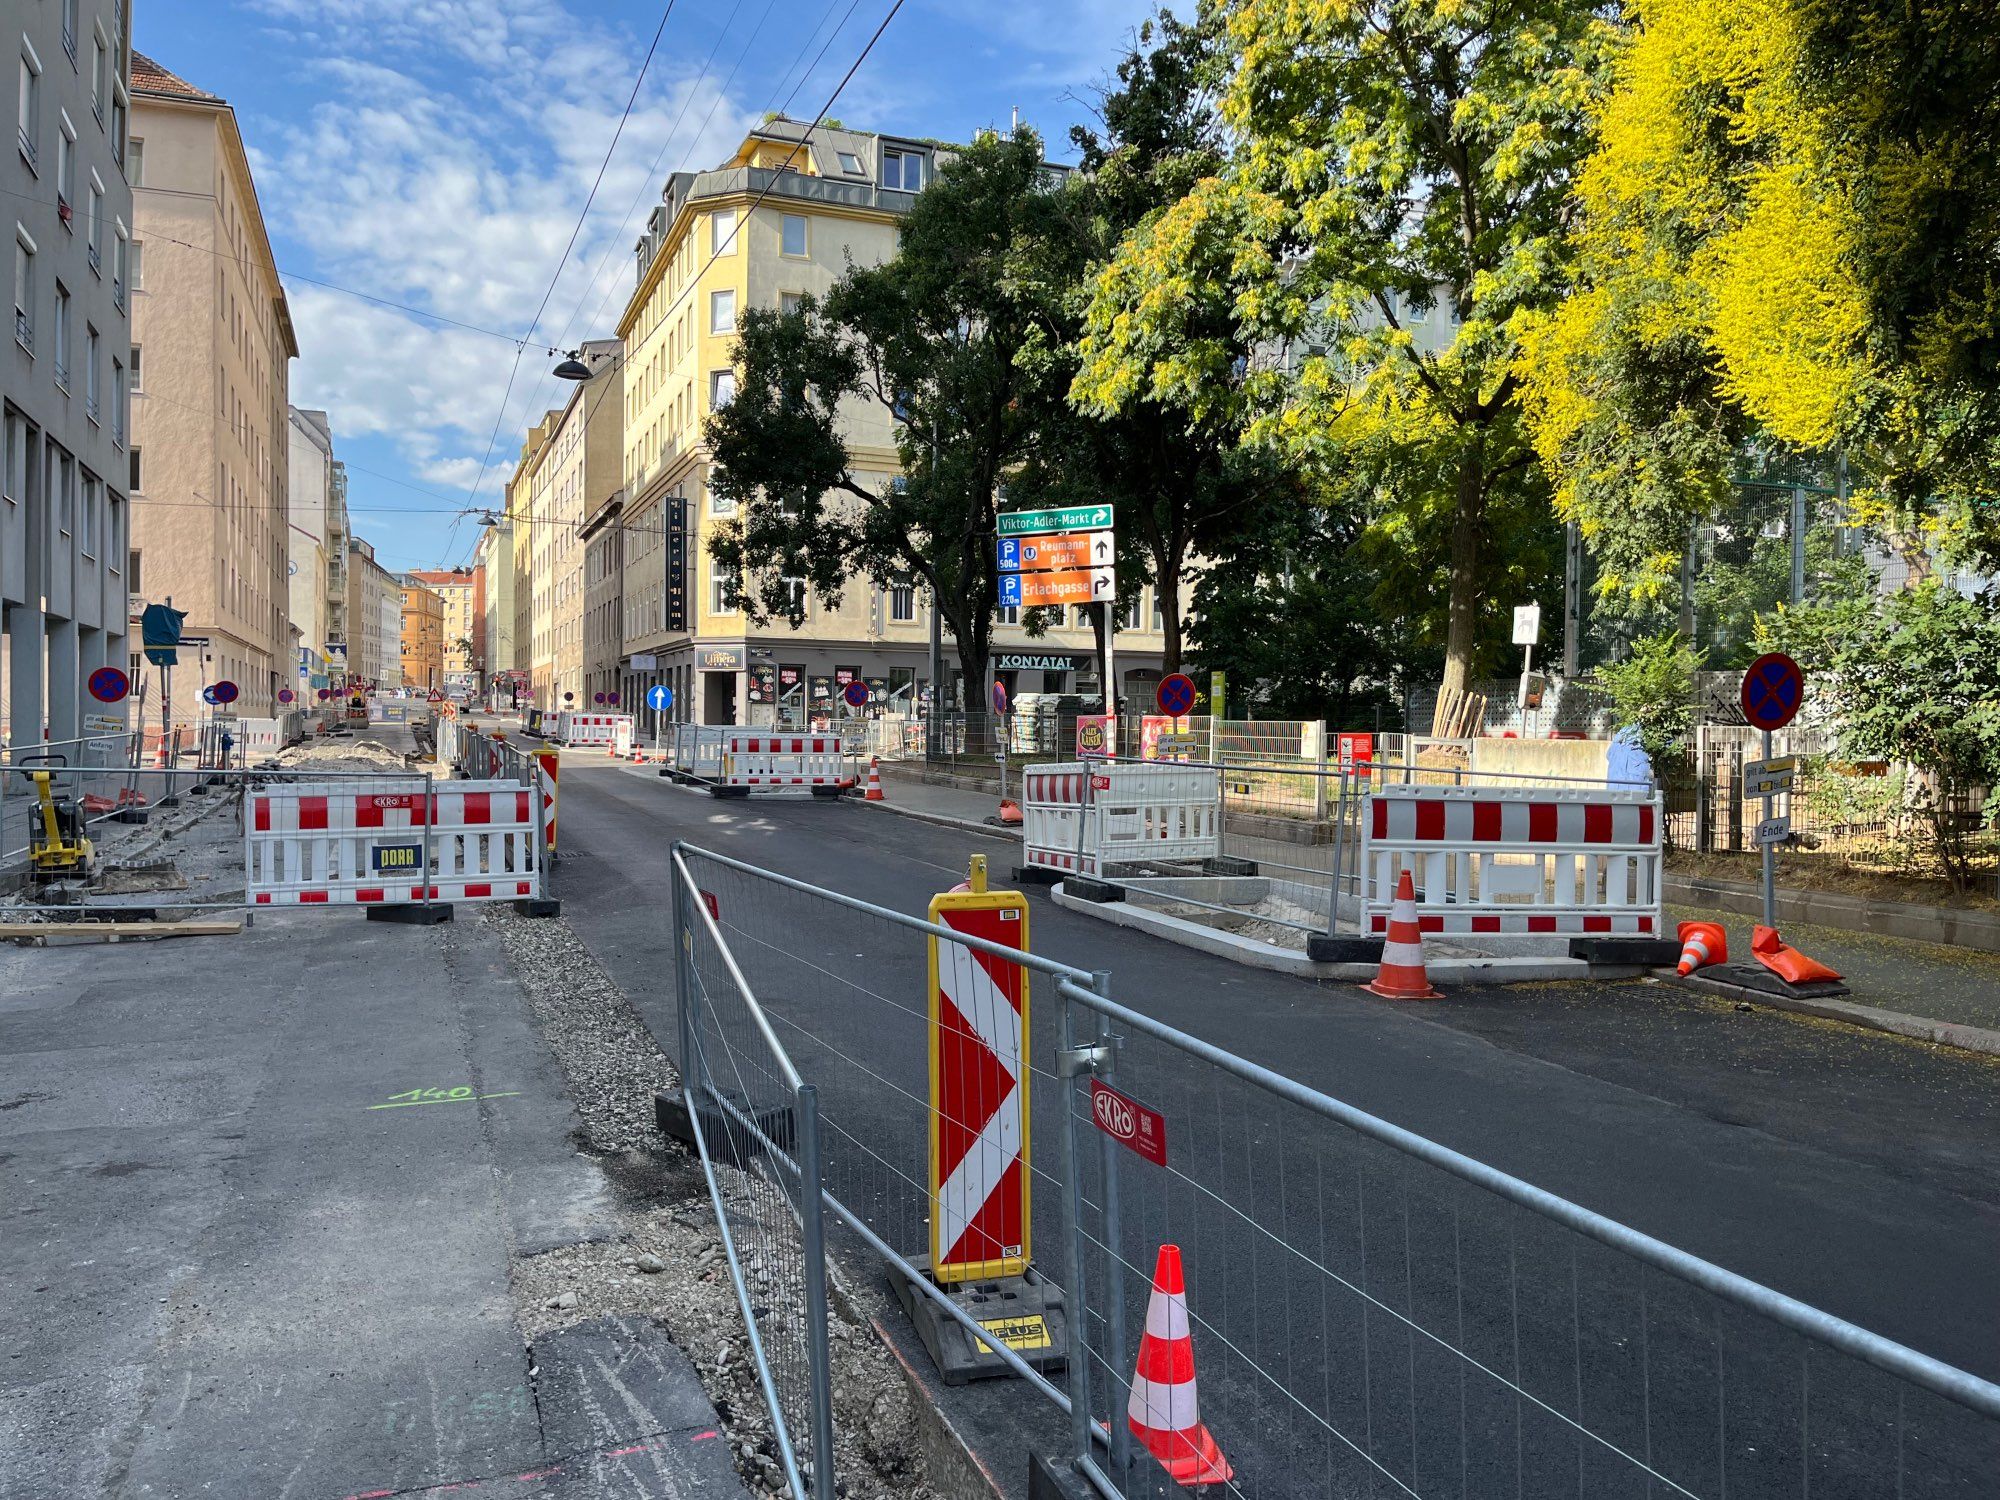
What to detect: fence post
<box><xmin>531</xmin><ymin>768</ymin><xmax>550</xmax><ymax>902</ymax></box>
<box><xmin>1325</xmin><ymin>764</ymin><xmax>1349</xmax><ymax>937</ymax></box>
<box><xmin>1312</xmin><ymin>720</ymin><xmax>1328</xmax><ymax>823</ymax></box>
<box><xmin>1056</xmin><ymin>989</ymin><xmax>1095</xmax><ymax>1476</ymax></box>
<box><xmin>421</xmin><ymin>771</ymin><xmax>435</xmax><ymax>910</ymax></box>
<box><xmin>1092</xmin><ymin>973</ymin><xmax>1134</xmax><ymax>1483</ymax></box>
<box><xmin>673</xmin><ymin>850</ymin><xmax>698</xmax><ymax>1079</ymax></box>
<box><xmin>795</xmin><ymin>1084</ymin><xmax>838</xmax><ymax>1500</ymax></box>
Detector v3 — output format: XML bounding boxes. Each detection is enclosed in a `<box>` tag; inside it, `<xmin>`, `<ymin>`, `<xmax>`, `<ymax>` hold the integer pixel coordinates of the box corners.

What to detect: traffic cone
<box><xmin>1128</xmin><ymin>1244</ymin><xmax>1234</xmax><ymax>1488</ymax></box>
<box><xmin>1674</xmin><ymin>920</ymin><xmax>1727</xmax><ymax>976</ymax></box>
<box><xmin>996</xmin><ymin>798</ymin><xmax>1023</xmax><ymax>826</ymax></box>
<box><xmin>865</xmin><ymin>757</ymin><xmax>885</xmax><ymax>801</ymax></box>
<box><xmin>1363</xmin><ymin>869</ymin><xmax>1442</xmax><ymax>1000</ymax></box>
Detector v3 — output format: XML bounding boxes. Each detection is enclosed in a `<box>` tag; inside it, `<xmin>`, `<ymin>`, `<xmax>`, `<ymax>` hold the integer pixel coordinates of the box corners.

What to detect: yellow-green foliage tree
<box><xmin>1073</xmin><ymin>0</ymin><xmax>1615</xmax><ymax>698</ymax></box>
<box><xmin>1521</xmin><ymin>0</ymin><xmax>2000</xmax><ymax>600</ymax></box>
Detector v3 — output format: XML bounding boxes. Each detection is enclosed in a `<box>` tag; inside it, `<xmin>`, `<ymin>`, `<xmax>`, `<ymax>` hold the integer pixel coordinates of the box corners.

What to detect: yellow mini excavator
<box><xmin>17</xmin><ymin>753</ymin><xmax>94</xmax><ymax>882</ymax></box>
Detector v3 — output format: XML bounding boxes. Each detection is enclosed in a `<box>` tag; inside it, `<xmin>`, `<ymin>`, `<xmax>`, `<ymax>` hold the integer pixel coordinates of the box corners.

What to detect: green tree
<box><xmin>1074</xmin><ymin>0</ymin><xmax>1615</xmax><ymax>700</ymax></box>
<box><xmin>1520</xmin><ymin>0</ymin><xmax>2000</xmax><ymax>600</ymax></box>
<box><xmin>1762</xmin><ymin>584</ymin><xmax>2000</xmax><ymax>892</ymax></box>
<box><xmin>705</xmin><ymin>131</ymin><xmax>1065</xmax><ymax>711</ymax></box>
<box><xmin>1596</xmin><ymin>632</ymin><xmax>1704</xmax><ymax>765</ymax></box>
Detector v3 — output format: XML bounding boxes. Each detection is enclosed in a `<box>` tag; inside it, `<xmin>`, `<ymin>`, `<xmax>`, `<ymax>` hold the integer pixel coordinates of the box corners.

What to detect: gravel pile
<box><xmin>480</xmin><ymin>904</ymin><xmax>678</xmax><ymax>1152</ymax></box>
<box><xmin>487</xmin><ymin>904</ymin><xmax>939</xmax><ymax>1500</ymax></box>
<box><xmin>275</xmin><ymin>738</ymin><xmax>410</xmax><ymax>771</ymax></box>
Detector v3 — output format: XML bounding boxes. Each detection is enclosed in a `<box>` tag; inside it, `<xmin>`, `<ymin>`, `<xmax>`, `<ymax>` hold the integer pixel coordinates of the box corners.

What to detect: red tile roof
<box><xmin>131</xmin><ymin>51</ymin><xmax>219</xmax><ymax>101</ymax></box>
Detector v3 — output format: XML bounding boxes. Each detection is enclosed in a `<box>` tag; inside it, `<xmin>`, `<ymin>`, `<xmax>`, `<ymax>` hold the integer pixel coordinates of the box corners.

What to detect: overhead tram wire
<box><xmin>441</xmin><ymin>0</ymin><xmax>681</xmax><ymax>567</ymax></box>
<box><xmin>446</xmin><ymin>0</ymin><xmax>912</xmax><ymax>572</ymax></box>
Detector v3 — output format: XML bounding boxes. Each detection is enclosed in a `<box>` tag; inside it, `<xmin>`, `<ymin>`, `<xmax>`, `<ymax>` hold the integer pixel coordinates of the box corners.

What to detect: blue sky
<box><xmin>136</xmin><ymin>0</ymin><xmax>1158</xmax><ymax>571</ymax></box>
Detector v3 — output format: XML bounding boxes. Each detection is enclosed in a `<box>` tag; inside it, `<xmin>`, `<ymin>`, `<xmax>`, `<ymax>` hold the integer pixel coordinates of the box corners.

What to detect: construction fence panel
<box><xmin>1359</xmin><ymin>784</ymin><xmax>1663</xmax><ymax>937</ymax></box>
<box><xmin>244</xmin><ymin>777</ymin><xmax>544</xmax><ymax>908</ymax></box>
<box><xmin>555</xmin><ymin>711</ymin><xmax>632</xmax><ymax>748</ymax></box>
<box><xmin>672</xmin><ymin>724</ymin><xmax>730</xmax><ymax>781</ymax></box>
<box><xmin>717</xmin><ymin>731</ymin><xmax>852</xmax><ymax>793</ymax></box>
<box><xmin>1021</xmin><ymin>763</ymin><xmax>1224</xmax><ymax>879</ymax></box>
<box><xmin>1055</xmin><ymin>978</ymin><xmax>2000</xmax><ymax>1500</ymax></box>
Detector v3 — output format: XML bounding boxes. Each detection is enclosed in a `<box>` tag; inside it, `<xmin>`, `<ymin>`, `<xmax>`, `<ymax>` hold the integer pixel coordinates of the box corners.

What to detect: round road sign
<box><xmin>1156</xmin><ymin>672</ymin><xmax>1197</xmax><ymax>718</ymax></box>
<box><xmin>201</xmin><ymin>686</ymin><xmax>219</xmax><ymax>706</ymax></box>
<box><xmin>646</xmin><ymin>684</ymin><xmax>674</xmax><ymax>712</ymax></box>
<box><xmin>593</xmin><ymin>692</ymin><xmax>606</xmax><ymax>705</ymax></box>
<box><xmin>607</xmin><ymin>691</ymin><xmax>620</xmax><ymax>706</ymax></box>
<box><xmin>1740</xmin><ymin>653</ymin><xmax>1803</xmax><ymax>732</ymax></box>
<box><xmin>564</xmin><ymin>691</ymin><xmax>575</xmax><ymax>704</ymax></box>
<box><xmin>991</xmin><ymin>681</ymin><xmax>1009</xmax><ymax>715</ymax></box>
<box><xmin>843</xmin><ymin>679</ymin><xmax>871</xmax><ymax>709</ymax></box>
<box><xmin>278</xmin><ymin>688</ymin><xmax>295</xmax><ymax>704</ymax></box>
<box><xmin>212</xmin><ymin>680</ymin><xmax>240</xmax><ymax>705</ymax></box>
<box><xmin>88</xmin><ymin>665</ymin><xmax>130</xmax><ymax>703</ymax></box>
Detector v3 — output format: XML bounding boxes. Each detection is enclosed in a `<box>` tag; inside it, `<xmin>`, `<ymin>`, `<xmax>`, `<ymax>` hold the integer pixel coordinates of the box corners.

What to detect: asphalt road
<box><xmin>550</xmin><ymin>756</ymin><xmax>2000</xmax><ymax>1500</ymax></box>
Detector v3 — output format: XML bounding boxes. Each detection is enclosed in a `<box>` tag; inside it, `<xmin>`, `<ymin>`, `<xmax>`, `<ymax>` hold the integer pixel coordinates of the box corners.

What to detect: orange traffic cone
<box><xmin>1675</xmin><ymin>920</ymin><xmax>1727</xmax><ymax>976</ymax></box>
<box><xmin>996</xmin><ymin>798</ymin><xmax>1023</xmax><ymax>826</ymax></box>
<box><xmin>1364</xmin><ymin>869</ymin><xmax>1442</xmax><ymax>1000</ymax></box>
<box><xmin>865</xmin><ymin>757</ymin><xmax>885</xmax><ymax>801</ymax></box>
<box><xmin>1128</xmin><ymin>1245</ymin><xmax>1234</xmax><ymax>1488</ymax></box>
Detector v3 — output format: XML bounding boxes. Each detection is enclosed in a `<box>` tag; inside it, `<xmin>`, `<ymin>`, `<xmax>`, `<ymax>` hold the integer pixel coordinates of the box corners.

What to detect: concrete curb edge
<box><xmin>1668</xmin><ymin>972</ymin><xmax>2000</xmax><ymax>1058</ymax></box>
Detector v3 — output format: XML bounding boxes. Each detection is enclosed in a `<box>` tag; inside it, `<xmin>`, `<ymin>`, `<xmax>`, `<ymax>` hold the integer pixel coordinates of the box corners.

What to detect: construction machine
<box><xmin>15</xmin><ymin>753</ymin><xmax>95</xmax><ymax>881</ymax></box>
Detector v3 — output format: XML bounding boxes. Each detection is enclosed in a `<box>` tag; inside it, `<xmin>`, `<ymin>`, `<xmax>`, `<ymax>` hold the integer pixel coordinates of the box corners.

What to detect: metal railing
<box><xmin>667</xmin><ymin>844</ymin><xmax>2000</xmax><ymax>1499</ymax></box>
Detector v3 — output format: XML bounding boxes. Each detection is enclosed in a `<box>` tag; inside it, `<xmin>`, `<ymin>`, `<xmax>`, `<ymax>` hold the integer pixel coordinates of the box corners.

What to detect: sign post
<box><xmin>646</xmin><ymin>682</ymin><xmax>674</xmax><ymax>755</ymax></box>
<box><xmin>1740</xmin><ymin>652</ymin><xmax>1805</xmax><ymax>928</ymax></box>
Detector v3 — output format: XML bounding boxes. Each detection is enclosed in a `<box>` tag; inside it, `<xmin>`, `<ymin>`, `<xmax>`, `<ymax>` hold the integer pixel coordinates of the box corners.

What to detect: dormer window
<box><xmin>836</xmin><ymin>150</ymin><xmax>863</xmax><ymax>175</ymax></box>
<box><xmin>883</xmin><ymin>149</ymin><xmax>923</xmax><ymax>191</ymax></box>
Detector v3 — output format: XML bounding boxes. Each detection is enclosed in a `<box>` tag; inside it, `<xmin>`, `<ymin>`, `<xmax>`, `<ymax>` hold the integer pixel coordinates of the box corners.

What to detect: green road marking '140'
<box><xmin>366</xmin><ymin>1086</ymin><xmax>522</xmax><ymax>1110</ymax></box>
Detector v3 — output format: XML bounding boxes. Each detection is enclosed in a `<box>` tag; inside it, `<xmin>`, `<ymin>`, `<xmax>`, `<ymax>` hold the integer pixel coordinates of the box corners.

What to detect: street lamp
<box><xmin>552</xmin><ymin>350</ymin><xmax>592</xmax><ymax>381</ymax></box>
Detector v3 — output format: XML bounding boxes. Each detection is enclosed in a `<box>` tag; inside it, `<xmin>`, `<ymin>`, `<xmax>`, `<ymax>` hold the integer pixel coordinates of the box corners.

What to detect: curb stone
<box><xmin>1668</xmin><ymin>972</ymin><xmax>2000</xmax><ymax>1059</ymax></box>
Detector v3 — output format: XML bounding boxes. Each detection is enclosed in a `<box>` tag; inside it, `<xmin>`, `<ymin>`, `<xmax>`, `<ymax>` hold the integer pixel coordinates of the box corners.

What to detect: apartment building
<box><xmin>402</xmin><ymin>565</ymin><xmax>480</xmax><ymax>694</ymax></box>
<box><xmin>473</xmin><ymin>515</ymin><xmax>518</xmax><ymax>696</ymax></box>
<box><xmin>504</xmin><ymin>337</ymin><xmax>619</xmax><ymax>712</ymax></box>
<box><xmin>286</xmin><ymin>406</ymin><xmax>347</xmax><ymax>693</ymax></box>
<box><xmin>129</xmin><ymin>52</ymin><xmax>297</xmax><ymax>723</ymax></box>
<box><xmin>344</xmin><ymin>535</ymin><xmax>398</xmax><ymax>689</ymax></box>
<box><xmin>609</xmin><ymin>117</ymin><xmax>1170</xmax><ymax>725</ymax></box>
<box><xmin>1</xmin><ymin>0</ymin><xmax>134</xmax><ymax>744</ymax></box>
<box><xmin>581</xmin><ymin>493</ymin><xmax>623</xmax><ymax>709</ymax></box>
<box><xmin>398</xmin><ymin>577</ymin><xmax>442</xmax><ymax>692</ymax></box>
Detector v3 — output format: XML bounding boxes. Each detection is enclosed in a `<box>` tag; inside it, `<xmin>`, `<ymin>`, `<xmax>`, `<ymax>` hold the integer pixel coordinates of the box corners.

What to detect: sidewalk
<box><xmin>0</xmin><ymin>886</ymin><xmax>743</xmax><ymax>1498</ymax></box>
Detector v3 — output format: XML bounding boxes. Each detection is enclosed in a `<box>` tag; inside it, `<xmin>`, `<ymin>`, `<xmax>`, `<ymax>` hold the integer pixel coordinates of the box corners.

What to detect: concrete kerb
<box><xmin>851</xmin><ymin>792</ymin><xmax>1017</xmax><ymax>842</ymax></box>
<box><xmin>1670</xmin><ymin>970</ymin><xmax>2000</xmax><ymax>1059</ymax></box>
<box><xmin>1048</xmin><ymin>881</ymin><xmax>1596</xmax><ymax>985</ymax></box>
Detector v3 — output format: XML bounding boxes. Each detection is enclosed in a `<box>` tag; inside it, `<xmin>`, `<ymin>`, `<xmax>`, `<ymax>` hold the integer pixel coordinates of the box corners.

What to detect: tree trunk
<box><xmin>1440</xmin><ymin>446</ymin><xmax>1486</xmax><ymax>700</ymax></box>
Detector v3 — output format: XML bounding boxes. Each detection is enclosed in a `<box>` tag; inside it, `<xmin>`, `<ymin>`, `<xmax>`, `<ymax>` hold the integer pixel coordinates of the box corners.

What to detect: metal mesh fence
<box><xmin>1056</xmin><ymin>980</ymin><xmax>2000</xmax><ymax>1500</ymax></box>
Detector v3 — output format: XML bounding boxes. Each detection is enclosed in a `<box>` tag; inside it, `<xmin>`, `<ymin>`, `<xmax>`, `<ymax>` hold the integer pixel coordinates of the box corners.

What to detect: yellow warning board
<box><xmin>978</xmin><ymin>1314</ymin><xmax>1052</xmax><ymax>1352</ymax></box>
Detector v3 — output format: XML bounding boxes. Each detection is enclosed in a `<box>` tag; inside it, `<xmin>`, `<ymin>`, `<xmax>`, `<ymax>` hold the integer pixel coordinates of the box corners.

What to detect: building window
<box><xmin>90</xmin><ymin>34</ymin><xmax>104</xmax><ymax>124</ymax></box>
<box><xmin>128</xmin><ymin>547</ymin><xmax>141</xmax><ymax>594</ymax></box>
<box><xmin>111</xmin><ymin>356</ymin><xmax>123</xmax><ymax>445</ymax></box>
<box><xmin>128</xmin><ymin>238</ymin><xmax>140</xmax><ymax>287</ymax></box>
<box><xmin>780</xmin><ymin>290</ymin><xmax>804</xmax><ymax>316</ymax></box>
<box><xmin>110</xmin><ymin>93</ymin><xmax>123</xmax><ymax>165</ymax></box>
<box><xmin>84</xmin><ymin>322</ymin><xmax>98</xmax><ymax>419</ymax></box>
<box><xmin>890</xmin><ymin>584</ymin><xmax>915</xmax><ymax>622</ymax></box>
<box><xmin>53</xmin><ymin>280</ymin><xmax>68</xmax><ymax>385</ymax></box>
<box><xmin>18</xmin><ymin>44</ymin><xmax>40</xmax><ymax>171</ymax></box>
<box><xmin>111</xmin><ymin>223</ymin><xmax>126</xmax><ymax>308</ymax></box>
<box><xmin>779</xmin><ymin>576</ymin><xmax>807</xmax><ymax>613</ymax></box>
<box><xmin>79</xmin><ymin>469</ymin><xmax>97</xmax><ymax>556</ymax></box>
<box><xmin>129</xmin><ymin>444</ymin><xmax>140</xmax><ymax>491</ymax></box>
<box><xmin>125</xmin><ymin>135</ymin><xmax>141</xmax><ymax>186</ymax></box>
<box><xmin>710</xmin><ymin>207</ymin><xmax>736</xmax><ymax>257</ymax></box>
<box><xmin>86</xmin><ymin>178</ymin><xmax>101</xmax><ymax>273</ymax></box>
<box><xmin>710</xmin><ymin>575</ymin><xmax>736</xmax><ymax>614</ymax></box>
<box><xmin>781</xmin><ymin>213</ymin><xmax>807</xmax><ymax>257</ymax></box>
<box><xmin>128</xmin><ymin>341</ymin><xmax>139</xmax><ymax>390</ymax></box>
<box><xmin>883</xmin><ymin>149</ymin><xmax>923</xmax><ymax>191</ymax></box>
<box><xmin>13</xmin><ymin>227</ymin><xmax>33</xmax><ymax>352</ymax></box>
<box><xmin>999</xmin><ymin>605</ymin><xmax>1019</xmax><ymax>625</ymax></box>
<box><xmin>56</xmin><ymin>116</ymin><xmax>75</xmax><ymax>220</ymax></box>
<box><xmin>836</xmin><ymin>150</ymin><xmax>863</xmax><ymax>175</ymax></box>
<box><xmin>709</xmin><ymin>368</ymin><xmax>734</xmax><ymax>408</ymax></box>
<box><xmin>61</xmin><ymin>0</ymin><xmax>76</xmax><ymax>63</ymax></box>
<box><xmin>709</xmin><ymin>288</ymin><xmax>735</xmax><ymax>334</ymax></box>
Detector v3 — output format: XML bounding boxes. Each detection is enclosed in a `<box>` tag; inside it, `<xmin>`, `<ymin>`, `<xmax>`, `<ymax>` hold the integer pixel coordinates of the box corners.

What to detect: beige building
<box><xmin>473</xmin><ymin>516</ymin><xmax>518</xmax><ymax>697</ymax></box>
<box><xmin>2</xmin><ymin>0</ymin><xmax>134</xmax><ymax>744</ymax></box>
<box><xmin>402</xmin><ymin>566</ymin><xmax>479</xmax><ymax>694</ymax></box>
<box><xmin>129</xmin><ymin>53</ymin><xmax>296</xmax><ymax>724</ymax></box>
<box><xmin>504</xmin><ymin>338</ymin><xmax>619</xmax><ymax>713</ymax></box>
<box><xmin>286</xmin><ymin>407</ymin><xmax>347</xmax><ymax>693</ymax></box>
<box><xmin>610</xmin><ymin>117</ymin><xmax>1170</xmax><ymax>726</ymax></box>
<box><xmin>345</xmin><ymin>535</ymin><xmax>398</xmax><ymax>690</ymax></box>
<box><xmin>398</xmin><ymin>578</ymin><xmax>442</xmax><ymax>692</ymax></box>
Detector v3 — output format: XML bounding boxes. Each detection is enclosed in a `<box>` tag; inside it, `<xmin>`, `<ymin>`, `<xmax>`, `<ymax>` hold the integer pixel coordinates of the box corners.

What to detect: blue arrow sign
<box><xmin>646</xmin><ymin>683</ymin><xmax>674</xmax><ymax>712</ymax></box>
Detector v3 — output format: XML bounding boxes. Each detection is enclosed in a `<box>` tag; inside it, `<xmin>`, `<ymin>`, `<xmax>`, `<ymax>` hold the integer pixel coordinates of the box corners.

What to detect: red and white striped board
<box><xmin>718</xmin><ymin>731</ymin><xmax>852</xmax><ymax>790</ymax></box>
<box><xmin>1361</xmin><ymin>784</ymin><xmax>1663</xmax><ymax>939</ymax></box>
<box><xmin>927</xmin><ymin>887</ymin><xmax>1031</xmax><ymax>1284</ymax></box>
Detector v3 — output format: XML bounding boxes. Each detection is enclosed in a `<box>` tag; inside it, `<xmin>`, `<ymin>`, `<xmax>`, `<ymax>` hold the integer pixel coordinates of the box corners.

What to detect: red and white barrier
<box><xmin>555</xmin><ymin>711</ymin><xmax>631</xmax><ymax>748</ymax></box>
<box><xmin>244</xmin><ymin>778</ymin><xmax>544</xmax><ymax>908</ymax></box>
<box><xmin>1021</xmin><ymin>762</ymin><xmax>1221</xmax><ymax>877</ymax></box>
<box><xmin>1359</xmin><ymin>784</ymin><xmax>1662</xmax><ymax>936</ymax></box>
<box><xmin>714</xmin><ymin>730</ymin><xmax>851</xmax><ymax>792</ymax></box>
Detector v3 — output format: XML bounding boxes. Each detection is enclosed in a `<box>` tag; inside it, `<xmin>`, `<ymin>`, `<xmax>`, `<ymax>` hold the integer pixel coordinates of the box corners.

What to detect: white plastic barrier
<box><xmin>1358</xmin><ymin>784</ymin><xmax>1662</xmax><ymax>936</ymax></box>
<box><xmin>714</xmin><ymin>730</ymin><xmax>851</xmax><ymax>794</ymax></box>
<box><xmin>245</xmin><ymin>778</ymin><xmax>544</xmax><ymax>909</ymax></box>
<box><xmin>1022</xmin><ymin>761</ymin><xmax>1222</xmax><ymax>877</ymax></box>
<box><xmin>239</xmin><ymin>712</ymin><xmax>306</xmax><ymax>753</ymax></box>
<box><xmin>555</xmin><ymin>711</ymin><xmax>632</xmax><ymax>748</ymax></box>
<box><xmin>671</xmin><ymin>724</ymin><xmax>729</xmax><ymax>780</ymax></box>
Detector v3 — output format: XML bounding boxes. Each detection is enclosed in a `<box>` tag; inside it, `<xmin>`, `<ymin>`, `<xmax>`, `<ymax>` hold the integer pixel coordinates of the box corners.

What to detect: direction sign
<box><xmin>87</xmin><ymin>665</ymin><xmax>130</xmax><ymax>703</ymax></box>
<box><xmin>212</xmin><ymin>680</ymin><xmax>239</xmax><ymax>705</ymax></box>
<box><xmin>1754</xmin><ymin>815</ymin><xmax>1792</xmax><ymax>846</ymax></box>
<box><xmin>201</xmin><ymin>686</ymin><xmax>219</xmax><ymax>706</ymax></box>
<box><xmin>997</xmin><ymin>504</ymin><xmax>1114</xmax><ymax>539</ymax></box>
<box><xmin>1156</xmin><ymin>673</ymin><xmax>1197</xmax><ymax>718</ymax></box>
<box><xmin>998</xmin><ymin>566</ymin><xmax>1116</xmax><ymax>610</ymax></box>
<box><xmin>646</xmin><ymin>683</ymin><xmax>674</xmax><ymax>712</ymax></box>
<box><xmin>997</xmin><ymin>531</ymin><xmax>1112</xmax><ymax>573</ymax></box>
<box><xmin>1740</xmin><ymin>652</ymin><xmax>1804</xmax><ymax>731</ymax></box>
<box><xmin>843</xmin><ymin>679</ymin><xmax>871</xmax><ymax>709</ymax></box>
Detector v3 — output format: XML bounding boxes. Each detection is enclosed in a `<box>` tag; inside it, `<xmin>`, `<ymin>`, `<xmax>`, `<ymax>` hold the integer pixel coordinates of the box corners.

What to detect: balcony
<box><xmin>673</xmin><ymin>164</ymin><xmax>920</xmax><ymax>222</ymax></box>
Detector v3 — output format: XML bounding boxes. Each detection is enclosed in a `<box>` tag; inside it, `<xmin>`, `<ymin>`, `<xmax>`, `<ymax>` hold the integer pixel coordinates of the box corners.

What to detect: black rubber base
<box><xmin>1203</xmin><ymin>854</ymin><xmax>1259</xmax><ymax>877</ymax></box>
<box><xmin>889</xmin><ymin>1256</ymin><xmax>1070</xmax><ymax>1388</ymax></box>
<box><xmin>1028</xmin><ymin>1452</ymin><xmax>1098</xmax><ymax>1500</ymax></box>
<box><xmin>112</xmin><ymin>809</ymin><xmax>149</xmax><ymax>825</ymax></box>
<box><xmin>1308</xmin><ymin>935</ymin><xmax>1386</xmax><ymax>964</ymax></box>
<box><xmin>514</xmin><ymin>897</ymin><xmax>561</xmax><ymax>918</ymax></box>
<box><xmin>1710</xmin><ymin>962</ymin><xmax>1851</xmax><ymax>1000</ymax></box>
<box><xmin>1065</xmin><ymin>876</ymin><xmax>1124</xmax><ymax>904</ymax></box>
<box><xmin>652</xmin><ymin>1088</ymin><xmax>795</xmax><ymax>1169</ymax></box>
<box><xmin>1570</xmin><ymin>937</ymin><xmax>1684</xmax><ymax>967</ymax></box>
<box><xmin>365</xmin><ymin>903</ymin><xmax>455</xmax><ymax>925</ymax></box>
<box><xmin>1011</xmin><ymin>866</ymin><xmax>1062</xmax><ymax>887</ymax></box>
